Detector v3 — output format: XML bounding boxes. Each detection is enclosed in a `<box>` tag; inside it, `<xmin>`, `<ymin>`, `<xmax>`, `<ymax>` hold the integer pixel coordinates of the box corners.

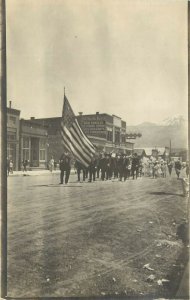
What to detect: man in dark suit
<box><xmin>100</xmin><ymin>153</ymin><xmax>107</xmax><ymax>181</ymax></box>
<box><xmin>105</xmin><ymin>153</ymin><xmax>112</xmax><ymax>180</ymax></box>
<box><xmin>75</xmin><ymin>160</ymin><xmax>86</xmax><ymax>182</ymax></box>
<box><xmin>123</xmin><ymin>154</ymin><xmax>130</xmax><ymax>180</ymax></box>
<box><xmin>117</xmin><ymin>154</ymin><xmax>124</xmax><ymax>181</ymax></box>
<box><xmin>59</xmin><ymin>151</ymin><xmax>71</xmax><ymax>184</ymax></box>
<box><xmin>88</xmin><ymin>156</ymin><xmax>97</xmax><ymax>182</ymax></box>
<box><xmin>131</xmin><ymin>153</ymin><xmax>140</xmax><ymax>179</ymax></box>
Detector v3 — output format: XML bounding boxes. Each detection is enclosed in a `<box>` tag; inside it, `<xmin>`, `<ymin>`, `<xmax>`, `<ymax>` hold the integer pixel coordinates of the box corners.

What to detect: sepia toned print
<box><xmin>5</xmin><ymin>0</ymin><xmax>188</xmax><ymax>298</ymax></box>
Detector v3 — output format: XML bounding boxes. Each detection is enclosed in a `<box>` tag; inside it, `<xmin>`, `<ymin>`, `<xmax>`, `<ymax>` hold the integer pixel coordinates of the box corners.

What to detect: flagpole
<box><xmin>64</xmin><ymin>86</ymin><xmax>65</xmax><ymax>97</ymax></box>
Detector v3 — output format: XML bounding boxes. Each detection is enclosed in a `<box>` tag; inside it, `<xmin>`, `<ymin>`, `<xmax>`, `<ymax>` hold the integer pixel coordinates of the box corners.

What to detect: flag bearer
<box><xmin>131</xmin><ymin>153</ymin><xmax>139</xmax><ymax>179</ymax></box>
<box><xmin>59</xmin><ymin>151</ymin><xmax>71</xmax><ymax>184</ymax></box>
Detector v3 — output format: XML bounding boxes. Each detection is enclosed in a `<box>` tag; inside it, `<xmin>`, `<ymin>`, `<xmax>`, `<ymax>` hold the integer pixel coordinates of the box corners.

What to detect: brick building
<box><xmin>7</xmin><ymin>105</ymin><xmax>134</xmax><ymax>169</ymax></box>
<box><xmin>32</xmin><ymin>112</ymin><xmax>134</xmax><ymax>162</ymax></box>
<box><xmin>77</xmin><ymin>112</ymin><xmax>134</xmax><ymax>154</ymax></box>
<box><xmin>7</xmin><ymin>103</ymin><xmax>20</xmax><ymax>170</ymax></box>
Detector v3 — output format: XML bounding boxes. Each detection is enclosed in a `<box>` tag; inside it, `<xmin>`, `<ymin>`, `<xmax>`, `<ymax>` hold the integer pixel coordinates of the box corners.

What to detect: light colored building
<box><xmin>7</xmin><ymin>103</ymin><xmax>48</xmax><ymax>170</ymax></box>
<box><xmin>134</xmin><ymin>147</ymin><xmax>170</xmax><ymax>160</ymax></box>
<box><xmin>20</xmin><ymin>118</ymin><xmax>48</xmax><ymax>169</ymax></box>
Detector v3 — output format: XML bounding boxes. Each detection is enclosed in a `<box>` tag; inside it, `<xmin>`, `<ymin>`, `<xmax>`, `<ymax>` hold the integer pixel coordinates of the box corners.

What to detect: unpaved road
<box><xmin>7</xmin><ymin>174</ymin><xmax>188</xmax><ymax>298</ymax></box>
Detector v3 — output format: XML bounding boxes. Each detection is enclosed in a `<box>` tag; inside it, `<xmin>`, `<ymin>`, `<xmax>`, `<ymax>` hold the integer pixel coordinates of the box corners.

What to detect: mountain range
<box><xmin>127</xmin><ymin>116</ymin><xmax>188</xmax><ymax>149</ymax></box>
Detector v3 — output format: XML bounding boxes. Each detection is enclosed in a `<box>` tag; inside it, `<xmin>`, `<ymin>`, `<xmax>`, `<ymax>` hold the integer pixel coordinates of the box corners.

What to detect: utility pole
<box><xmin>1</xmin><ymin>0</ymin><xmax>7</xmax><ymax>297</ymax></box>
<box><xmin>169</xmin><ymin>139</ymin><xmax>172</xmax><ymax>161</ymax></box>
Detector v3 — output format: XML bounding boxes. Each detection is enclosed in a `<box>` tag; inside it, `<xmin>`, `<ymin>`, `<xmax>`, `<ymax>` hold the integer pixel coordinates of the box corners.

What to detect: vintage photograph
<box><xmin>4</xmin><ymin>0</ymin><xmax>189</xmax><ymax>298</ymax></box>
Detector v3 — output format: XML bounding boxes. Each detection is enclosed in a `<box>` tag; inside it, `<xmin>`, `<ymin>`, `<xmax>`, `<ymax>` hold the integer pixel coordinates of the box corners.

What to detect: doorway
<box><xmin>30</xmin><ymin>138</ymin><xmax>39</xmax><ymax>167</ymax></box>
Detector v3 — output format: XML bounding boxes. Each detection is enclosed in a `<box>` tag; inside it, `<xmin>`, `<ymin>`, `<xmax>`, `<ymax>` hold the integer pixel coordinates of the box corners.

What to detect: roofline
<box><xmin>27</xmin><ymin>117</ymin><xmax>62</xmax><ymax>120</ymax></box>
<box><xmin>7</xmin><ymin>107</ymin><xmax>20</xmax><ymax>115</ymax></box>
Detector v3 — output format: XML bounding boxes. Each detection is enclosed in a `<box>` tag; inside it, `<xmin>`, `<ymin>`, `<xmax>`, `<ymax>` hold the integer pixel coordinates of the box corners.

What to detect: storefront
<box><xmin>77</xmin><ymin>113</ymin><xmax>134</xmax><ymax>154</ymax></box>
<box><xmin>20</xmin><ymin>119</ymin><xmax>48</xmax><ymax>169</ymax></box>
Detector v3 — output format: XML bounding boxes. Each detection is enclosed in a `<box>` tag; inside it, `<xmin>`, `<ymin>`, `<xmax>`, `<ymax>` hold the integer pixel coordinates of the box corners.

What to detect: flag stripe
<box><xmin>73</xmin><ymin>121</ymin><xmax>95</xmax><ymax>153</ymax></box>
<box><xmin>60</xmin><ymin>130</ymin><xmax>89</xmax><ymax>167</ymax></box>
<box><xmin>71</xmin><ymin>121</ymin><xmax>95</xmax><ymax>156</ymax></box>
<box><xmin>70</xmin><ymin>125</ymin><xmax>92</xmax><ymax>160</ymax></box>
<box><xmin>61</xmin><ymin>126</ymin><xmax>91</xmax><ymax>166</ymax></box>
<box><xmin>61</xmin><ymin>119</ymin><xmax>93</xmax><ymax>160</ymax></box>
<box><xmin>60</xmin><ymin>138</ymin><xmax>70</xmax><ymax>153</ymax></box>
<box><xmin>60</xmin><ymin>95</ymin><xmax>95</xmax><ymax>167</ymax></box>
<box><xmin>75</xmin><ymin>119</ymin><xmax>95</xmax><ymax>150</ymax></box>
<box><xmin>64</xmin><ymin>127</ymin><xmax>91</xmax><ymax>165</ymax></box>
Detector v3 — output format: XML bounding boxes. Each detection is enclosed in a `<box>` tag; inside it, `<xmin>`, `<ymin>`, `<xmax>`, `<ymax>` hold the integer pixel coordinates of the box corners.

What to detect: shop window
<box><xmin>39</xmin><ymin>139</ymin><xmax>46</xmax><ymax>161</ymax></box>
<box><xmin>7</xmin><ymin>133</ymin><xmax>16</xmax><ymax>141</ymax></box>
<box><xmin>107</xmin><ymin>131</ymin><xmax>113</xmax><ymax>142</ymax></box>
<box><xmin>23</xmin><ymin>149</ymin><xmax>30</xmax><ymax>161</ymax></box>
<box><xmin>22</xmin><ymin>137</ymin><xmax>30</xmax><ymax>161</ymax></box>
<box><xmin>7</xmin><ymin>143</ymin><xmax>15</xmax><ymax>159</ymax></box>
<box><xmin>39</xmin><ymin>139</ymin><xmax>46</xmax><ymax>148</ymax></box>
<box><xmin>9</xmin><ymin>116</ymin><xmax>16</xmax><ymax>124</ymax></box>
<box><xmin>121</xmin><ymin>135</ymin><xmax>126</xmax><ymax>143</ymax></box>
<box><xmin>23</xmin><ymin>137</ymin><xmax>30</xmax><ymax>148</ymax></box>
<box><xmin>40</xmin><ymin>149</ymin><xmax>46</xmax><ymax>160</ymax></box>
<box><xmin>115</xmin><ymin>131</ymin><xmax>120</xmax><ymax>144</ymax></box>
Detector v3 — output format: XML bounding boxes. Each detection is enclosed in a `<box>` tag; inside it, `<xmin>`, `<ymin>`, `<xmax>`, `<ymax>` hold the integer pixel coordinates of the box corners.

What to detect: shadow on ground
<box><xmin>149</xmin><ymin>191</ymin><xmax>184</xmax><ymax>197</ymax></box>
<box><xmin>29</xmin><ymin>184</ymin><xmax>83</xmax><ymax>188</ymax></box>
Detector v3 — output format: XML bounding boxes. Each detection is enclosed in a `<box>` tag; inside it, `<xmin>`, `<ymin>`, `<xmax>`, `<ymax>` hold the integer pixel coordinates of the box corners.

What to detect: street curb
<box><xmin>8</xmin><ymin>170</ymin><xmax>76</xmax><ymax>177</ymax></box>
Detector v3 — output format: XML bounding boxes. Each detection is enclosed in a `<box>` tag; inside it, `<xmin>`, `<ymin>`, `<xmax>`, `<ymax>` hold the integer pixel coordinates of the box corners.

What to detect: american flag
<box><xmin>60</xmin><ymin>95</ymin><xmax>96</xmax><ymax>167</ymax></box>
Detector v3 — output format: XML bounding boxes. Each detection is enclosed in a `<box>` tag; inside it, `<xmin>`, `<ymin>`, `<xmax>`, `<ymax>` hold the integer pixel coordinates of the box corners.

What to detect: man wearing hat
<box><xmin>117</xmin><ymin>154</ymin><xmax>124</xmax><ymax>181</ymax></box>
<box><xmin>88</xmin><ymin>156</ymin><xmax>97</xmax><ymax>182</ymax></box>
<box><xmin>100</xmin><ymin>153</ymin><xmax>107</xmax><ymax>180</ymax></box>
<box><xmin>59</xmin><ymin>151</ymin><xmax>71</xmax><ymax>184</ymax></box>
<box><xmin>131</xmin><ymin>153</ymin><xmax>140</xmax><ymax>180</ymax></box>
<box><xmin>74</xmin><ymin>160</ymin><xmax>86</xmax><ymax>182</ymax></box>
<box><xmin>105</xmin><ymin>153</ymin><xmax>112</xmax><ymax>180</ymax></box>
<box><xmin>123</xmin><ymin>154</ymin><xmax>130</xmax><ymax>180</ymax></box>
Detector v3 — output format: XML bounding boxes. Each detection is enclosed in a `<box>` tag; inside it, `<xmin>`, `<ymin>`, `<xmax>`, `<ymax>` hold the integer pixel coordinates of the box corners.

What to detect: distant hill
<box><xmin>127</xmin><ymin>116</ymin><xmax>188</xmax><ymax>149</ymax></box>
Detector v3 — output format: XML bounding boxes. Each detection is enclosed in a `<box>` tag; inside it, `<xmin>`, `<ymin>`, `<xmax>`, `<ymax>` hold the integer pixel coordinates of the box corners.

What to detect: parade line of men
<box><xmin>58</xmin><ymin>151</ymin><xmax>189</xmax><ymax>185</ymax></box>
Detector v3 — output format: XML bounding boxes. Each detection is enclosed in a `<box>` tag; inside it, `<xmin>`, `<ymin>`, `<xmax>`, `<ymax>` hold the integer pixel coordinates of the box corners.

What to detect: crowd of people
<box><xmin>7</xmin><ymin>152</ymin><xmax>189</xmax><ymax>182</ymax></box>
<box><xmin>58</xmin><ymin>152</ymin><xmax>189</xmax><ymax>185</ymax></box>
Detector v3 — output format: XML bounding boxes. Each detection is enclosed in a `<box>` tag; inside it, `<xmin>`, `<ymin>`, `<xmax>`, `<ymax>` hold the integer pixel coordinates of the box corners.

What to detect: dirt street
<box><xmin>7</xmin><ymin>174</ymin><xmax>188</xmax><ymax>298</ymax></box>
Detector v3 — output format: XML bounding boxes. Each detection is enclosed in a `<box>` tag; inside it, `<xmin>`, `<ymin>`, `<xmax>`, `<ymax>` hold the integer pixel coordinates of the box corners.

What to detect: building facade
<box><xmin>7</xmin><ymin>107</ymin><xmax>134</xmax><ymax>169</ymax></box>
<box><xmin>77</xmin><ymin>113</ymin><xmax>134</xmax><ymax>154</ymax></box>
<box><xmin>19</xmin><ymin>119</ymin><xmax>48</xmax><ymax>169</ymax></box>
<box><xmin>7</xmin><ymin>106</ymin><xmax>20</xmax><ymax>170</ymax></box>
<box><xmin>134</xmin><ymin>147</ymin><xmax>170</xmax><ymax>160</ymax></box>
<box><xmin>7</xmin><ymin>105</ymin><xmax>48</xmax><ymax>170</ymax></box>
<box><xmin>30</xmin><ymin>117</ymin><xmax>64</xmax><ymax>164</ymax></box>
<box><xmin>33</xmin><ymin>113</ymin><xmax>134</xmax><ymax>160</ymax></box>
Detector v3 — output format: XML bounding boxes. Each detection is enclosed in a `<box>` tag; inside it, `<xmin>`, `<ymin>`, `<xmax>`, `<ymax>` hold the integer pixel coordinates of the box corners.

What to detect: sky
<box><xmin>6</xmin><ymin>0</ymin><xmax>188</xmax><ymax>125</ymax></box>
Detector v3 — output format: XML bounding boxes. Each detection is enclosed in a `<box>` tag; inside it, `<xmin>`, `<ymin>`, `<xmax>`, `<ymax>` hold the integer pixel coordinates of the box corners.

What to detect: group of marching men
<box><xmin>59</xmin><ymin>151</ymin><xmax>189</xmax><ymax>184</ymax></box>
<box><xmin>74</xmin><ymin>153</ymin><xmax>139</xmax><ymax>183</ymax></box>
